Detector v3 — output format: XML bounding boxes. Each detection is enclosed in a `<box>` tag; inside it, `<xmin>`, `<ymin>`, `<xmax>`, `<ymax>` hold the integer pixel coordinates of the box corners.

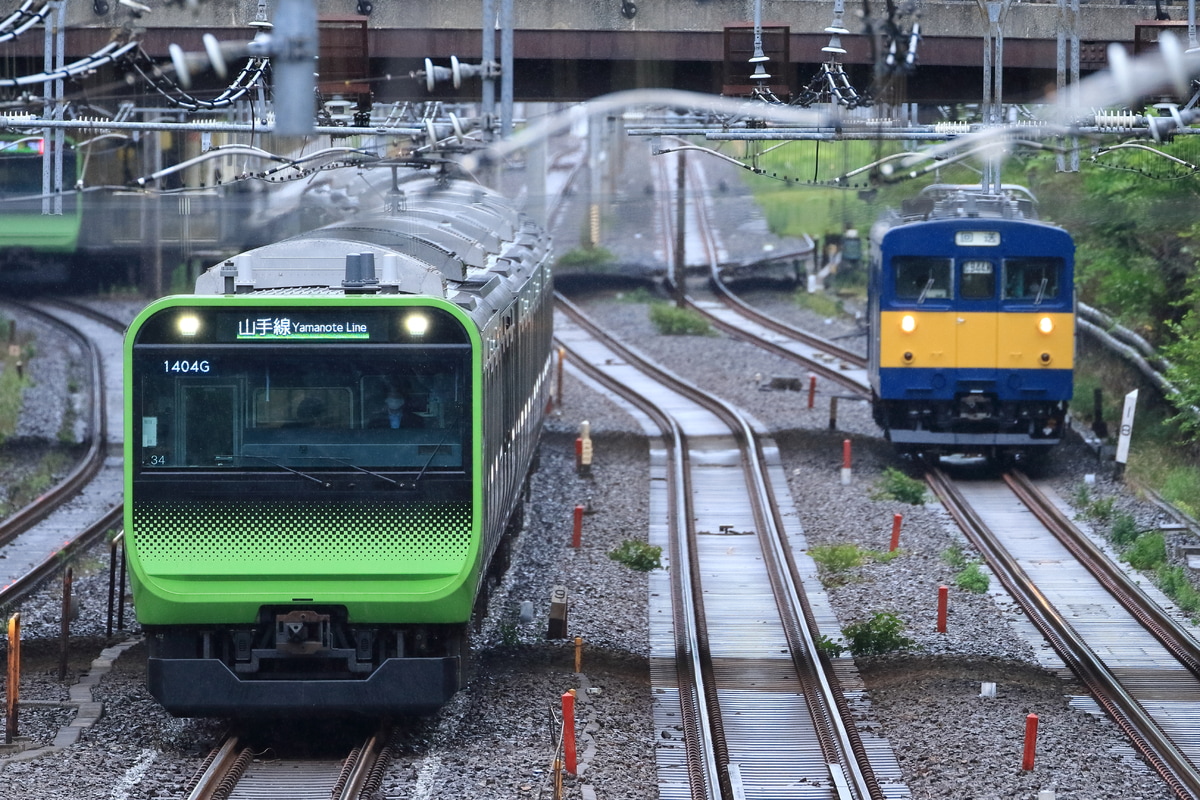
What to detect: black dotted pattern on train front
<box><xmin>131</xmin><ymin>498</ymin><xmax>472</xmax><ymax>567</ymax></box>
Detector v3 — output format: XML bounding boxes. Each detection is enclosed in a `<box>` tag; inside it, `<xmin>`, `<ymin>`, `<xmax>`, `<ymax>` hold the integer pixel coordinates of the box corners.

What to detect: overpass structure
<box><xmin>6</xmin><ymin>0</ymin><xmax>1189</xmax><ymax>105</ymax></box>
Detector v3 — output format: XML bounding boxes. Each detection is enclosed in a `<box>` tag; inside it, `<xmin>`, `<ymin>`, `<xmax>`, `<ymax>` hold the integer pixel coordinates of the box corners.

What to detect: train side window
<box><xmin>1003</xmin><ymin>258</ymin><xmax>1061</xmax><ymax>303</ymax></box>
<box><xmin>960</xmin><ymin>260</ymin><xmax>995</xmax><ymax>299</ymax></box>
<box><xmin>893</xmin><ymin>256</ymin><xmax>951</xmax><ymax>302</ymax></box>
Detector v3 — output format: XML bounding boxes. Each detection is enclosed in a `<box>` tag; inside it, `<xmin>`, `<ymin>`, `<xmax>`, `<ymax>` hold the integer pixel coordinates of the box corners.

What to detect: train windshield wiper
<box><xmin>222</xmin><ymin>454</ymin><xmax>331</xmax><ymax>487</ymax></box>
<box><xmin>411</xmin><ymin>430</ymin><xmax>453</xmax><ymax>486</ymax></box>
<box><xmin>917</xmin><ymin>276</ymin><xmax>935</xmax><ymax>304</ymax></box>
<box><xmin>1034</xmin><ymin>277</ymin><xmax>1048</xmax><ymax>305</ymax></box>
<box><xmin>312</xmin><ymin>457</ymin><xmax>398</xmax><ymax>486</ymax></box>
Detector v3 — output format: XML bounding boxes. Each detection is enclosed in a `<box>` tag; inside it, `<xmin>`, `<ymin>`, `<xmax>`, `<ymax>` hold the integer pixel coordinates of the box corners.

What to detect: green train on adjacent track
<box><xmin>123</xmin><ymin>178</ymin><xmax>553</xmax><ymax>716</ymax></box>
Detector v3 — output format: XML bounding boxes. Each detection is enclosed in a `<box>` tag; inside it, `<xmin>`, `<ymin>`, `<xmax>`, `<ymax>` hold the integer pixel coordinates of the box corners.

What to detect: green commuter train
<box><xmin>123</xmin><ymin>179</ymin><xmax>553</xmax><ymax>716</ymax></box>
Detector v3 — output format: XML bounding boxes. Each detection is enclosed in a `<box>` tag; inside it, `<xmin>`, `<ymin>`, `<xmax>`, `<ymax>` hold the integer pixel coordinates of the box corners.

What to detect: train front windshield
<box><xmin>134</xmin><ymin>347</ymin><xmax>469</xmax><ymax>472</ymax></box>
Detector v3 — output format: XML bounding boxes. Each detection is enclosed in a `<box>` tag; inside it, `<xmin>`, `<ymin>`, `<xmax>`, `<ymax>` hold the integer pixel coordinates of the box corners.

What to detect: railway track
<box><xmin>186</xmin><ymin>728</ymin><xmax>392</xmax><ymax>800</ymax></box>
<box><xmin>927</xmin><ymin>466</ymin><xmax>1200</xmax><ymax>799</ymax></box>
<box><xmin>652</xmin><ymin>151</ymin><xmax>870</xmax><ymax>396</ymax></box>
<box><xmin>0</xmin><ymin>299</ymin><xmax>126</xmax><ymax>608</ymax></box>
<box><xmin>555</xmin><ymin>294</ymin><xmax>906</xmax><ymax>800</ymax></box>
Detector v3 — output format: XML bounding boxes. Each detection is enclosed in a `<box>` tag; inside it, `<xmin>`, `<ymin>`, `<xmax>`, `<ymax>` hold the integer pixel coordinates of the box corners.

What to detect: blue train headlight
<box><xmin>900</xmin><ymin>314</ymin><xmax>917</xmax><ymax>333</ymax></box>
<box><xmin>1037</xmin><ymin>316</ymin><xmax>1054</xmax><ymax>334</ymax></box>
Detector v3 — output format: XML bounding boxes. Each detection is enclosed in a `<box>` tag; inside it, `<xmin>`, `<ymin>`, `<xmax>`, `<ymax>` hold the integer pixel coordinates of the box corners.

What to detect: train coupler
<box><xmin>275</xmin><ymin>609</ymin><xmax>331</xmax><ymax>655</ymax></box>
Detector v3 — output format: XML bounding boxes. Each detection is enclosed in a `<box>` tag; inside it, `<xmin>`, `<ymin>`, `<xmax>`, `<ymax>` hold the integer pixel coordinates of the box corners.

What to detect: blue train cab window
<box><xmin>1003</xmin><ymin>258</ymin><xmax>1062</xmax><ymax>303</ymax></box>
<box><xmin>894</xmin><ymin>256</ymin><xmax>951</xmax><ymax>302</ymax></box>
<box><xmin>960</xmin><ymin>260</ymin><xmax>995</xmax><ymax>299</ymax></box>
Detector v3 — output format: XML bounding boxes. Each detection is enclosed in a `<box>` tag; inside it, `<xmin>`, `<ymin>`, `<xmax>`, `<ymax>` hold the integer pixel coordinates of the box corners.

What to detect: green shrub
<box><xmin>1109</xmin><ymin>513</ymin><xmax>1140</xmax><ymax>547</ymax></box>
<box><xmin>608</xmin><ymin>539</ymin><xmax>663</xmax><ymax>572</ymax></box>
<box><xmin>649</xmin><ymin>304</ymin><xmax>714</xmax><ymax>336</ymax></box>
<box><xmin>1125</xmin><ymin>532</ymin><xmax>1166</xmax><ymax>570</ymax></box>
<box><xmin>954</xmin><ymin>562</ymin><xmax>990</xmax><ymax>594</ymax></box>
<box><xmin>870</xmin><ymin>467</ymin><xmax>927</xmax><ymax>505</ymax></box>
<box><xmin>843</xmin><ymin>612</ymin><xmax>914</xmax><ymax>656</ymax></box>
<box><xmin>815</xmin><ymin>634</ymin><xmax>845</xmax><ymax>659</ymax></box>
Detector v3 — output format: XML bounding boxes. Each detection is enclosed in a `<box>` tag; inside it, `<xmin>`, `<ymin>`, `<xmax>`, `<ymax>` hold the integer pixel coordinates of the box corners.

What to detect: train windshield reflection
<box><xmin>134</xmin><ymin>349</ymin><xmax>469</xmax><ymax>470</ymax></box>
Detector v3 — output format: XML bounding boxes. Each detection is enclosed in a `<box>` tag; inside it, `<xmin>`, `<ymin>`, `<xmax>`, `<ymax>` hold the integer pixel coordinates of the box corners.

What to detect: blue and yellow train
<box><xmin>124</xmin><ymin>178</ymin><xmax>553</xmax><ymax>716</ymax></box>
<box><xmin>867</xmin><ymin>184</ymin><xmax>1075</xmax><ymax>460</ymax></box>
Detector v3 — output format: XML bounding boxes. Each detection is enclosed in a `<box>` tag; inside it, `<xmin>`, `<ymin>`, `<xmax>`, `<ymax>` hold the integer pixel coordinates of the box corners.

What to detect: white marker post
<box><xmin>1115</xmin><ymin>389</ymin><xmax>1138</xmax><ymax>477</ymax></box>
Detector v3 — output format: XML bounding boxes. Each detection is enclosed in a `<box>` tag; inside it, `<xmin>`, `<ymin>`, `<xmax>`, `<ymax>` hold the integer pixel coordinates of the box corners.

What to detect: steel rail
<box><xmin>0</xmin><ymin>300</ymin><xmax>108</xmax><ymax>548</ymax></box>
<box><xmin>655</xmin><ymin>151</ymin><xmax>869</xmax><ymax>396</ymax></box>
<box><xmin>185</xmin><ymin>730</ymin><xmax>392</xmax><ymax>800</ymax></box>
<box><xmin>649</xmin><ymin>151</ymin><xmax>882</xmax><ymax>798</ymax></box>
<box><xmin>926</xmin><ymin>467</ymin><xmax>1200</xmax><ymax>800</ymax></box>
<box><xmin>556</xmin><ymin>294</ymin><xmax>722</xmax><ymax>800</ymax></box>
<box><xmin>707</xmin><ymin>271</ymin><xmax>867</xmax><ymax>373</ymax></box>
<box><xmin>1005</xmin><ymin>470</ymin><xmax>1200</xmax><ymax>677</ymax></box>
<box><xmin>557</xmin><ymin>293</ymin><xmax>883</xmax><ymax>800</ymax></box>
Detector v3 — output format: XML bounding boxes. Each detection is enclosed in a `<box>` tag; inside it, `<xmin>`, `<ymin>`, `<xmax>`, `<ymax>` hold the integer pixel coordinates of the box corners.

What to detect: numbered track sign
<box><xmin>1116</xmin><ymin>389</ymin><xmax>1138</xmax><ymax>465</ymax></box>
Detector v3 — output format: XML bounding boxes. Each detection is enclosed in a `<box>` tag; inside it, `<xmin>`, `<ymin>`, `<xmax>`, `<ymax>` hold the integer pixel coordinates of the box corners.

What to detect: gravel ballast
<box><xmin>1</xmin><ymin>280</ymin><xmax>1196</xmax><ymax>800</ymax></box>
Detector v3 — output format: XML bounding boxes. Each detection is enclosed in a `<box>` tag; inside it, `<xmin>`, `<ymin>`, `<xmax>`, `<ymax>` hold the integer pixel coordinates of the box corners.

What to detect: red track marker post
<box><xmin>562</xmin><ymin>690</ymin><xmax>578</xmax><ymax>775</ymax></box>
<box><xmin>6</xmin><ymin>614</ymin><xmax>19</xmax><ymax>744</ymax></box>
<box><xmin>889</xmin><ymin>514</ymin><xmax>903</xmax><ymax>552</ymax></box>
<box><xmin>840</xmin><ymin>439</ymin><xmax>852</xmax><ymax>485</ymax></box>
<box><xmin>1021</xmin><ymin>713</ymin><xmax>1039</xmax><ymax>770</ymax></box>
<box><xmin>807</xmin><ymin>374</ymin><xmax>817</xmax><ymax>409</ymax></box>
<box><xmin>936</xmin><ymin>585</ymin><xmax>949</xmax><ymax>633</ymax></box>
<box><xmin>572</xmin><ymin>505</ymin><xmax>584</xmax><ymax>548</ymax></box>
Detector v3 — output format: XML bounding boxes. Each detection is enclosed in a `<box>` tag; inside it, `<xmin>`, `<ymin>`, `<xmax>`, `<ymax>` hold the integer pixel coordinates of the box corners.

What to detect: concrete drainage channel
<box><xmin>2</xmin><ymin>638</ymin><xmax>142</xmax><ymax>759</ymax></box>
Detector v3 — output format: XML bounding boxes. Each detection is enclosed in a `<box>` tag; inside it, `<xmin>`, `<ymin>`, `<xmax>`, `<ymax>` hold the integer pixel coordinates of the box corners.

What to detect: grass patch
<box><xmin>810</xmin><ymin>543</ymin><xmax>899</xmax><ymax>586</ymax></box>
<box><xmin>608</xmin><ymin>539</ymin><xmax>663</xmax><ymax>572</ymax></box>
<box><xmin>941</xmin><ymin>543</ymin><xmax>969</xmax><ymax>569</ymax></box>
<box><xmin>0</xmin><ymin>315</ymin><xmax>35</xmax><ymax>442</ymax></box>
<box><xmin>954</xmin><ymin>562</ymin><xmax>990</xmax><ymax>594</ymax></box>
<box><xmin>557</xmin><ymin>246</ymin><xmax>617</xmax><ymax>271</ymax></box>
<box><xmin>1157</xmin><ymin>565</ymin><xmax>1200</xmax><ymax>616</ymax></box>
<box><xmin>1124</xmin><ymin>531</ymin><xmax>1167</xmax><ymax>571</ymax></box>
<box><xmin>793</xmin><ymin>289</ymin><xmax>844</xmax><ymax>318</ymax></box>
<box><xmin>649</xmin><ymin>304</ymin><xmax>714</xmax><ymax>336</ymax></box>
<box><xmin>810</xmin><ymin>543</ymin><xmax>869</xmax><ymax>573</ymax></box>
<box><xmin>615</xmin><ymin>287</ymin><xmax>660</xmax><ymax>304</ymax></box>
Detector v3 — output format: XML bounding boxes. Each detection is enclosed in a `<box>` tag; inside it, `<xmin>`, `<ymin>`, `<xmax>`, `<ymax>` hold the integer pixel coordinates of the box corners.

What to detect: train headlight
<box><xmin>177</xmin><ymin>315</ymin><xmax>201</xmax><ymax>337</ymax></box>
<box><xmin>900</xmin><ymin>314</ymin><xmax>917</xmax><ymax>333</ymax></box>
<box><xmin>1038</xmin><ymin>316</ymin><xmax>1054</xmax><ymax>334</ymax></box>
<box><xmin>404</xmin><ymin>313</ymin><xmax>429</xmax><ymax>338</ymax></box>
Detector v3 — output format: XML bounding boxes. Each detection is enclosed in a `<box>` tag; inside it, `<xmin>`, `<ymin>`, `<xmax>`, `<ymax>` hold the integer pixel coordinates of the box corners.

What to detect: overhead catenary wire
<box><xmin>0</xmin><ymin>0</ymin><xmax>52</xmax><ymax>46</ymax></box>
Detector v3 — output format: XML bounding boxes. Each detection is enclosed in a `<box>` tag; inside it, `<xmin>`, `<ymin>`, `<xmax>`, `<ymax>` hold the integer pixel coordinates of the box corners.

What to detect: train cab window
<box><xmin>960</xmin><ymin>260</ymin><xmax>995</xmax><ymax>299</ymax></box>
<box><xmin>135</xmin><ymin>348</ymin><xmax>470</xmax><ymax>472</ymax></box>
<box><xmin>893</xmin><ymin>256</ymin><xmax>951</xmax><ymax>302</ymax></box>
<box><xmin>1003</xmin><ymin>258</ymin><xmax>1062</xmax><ymax>303</ymax></box>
